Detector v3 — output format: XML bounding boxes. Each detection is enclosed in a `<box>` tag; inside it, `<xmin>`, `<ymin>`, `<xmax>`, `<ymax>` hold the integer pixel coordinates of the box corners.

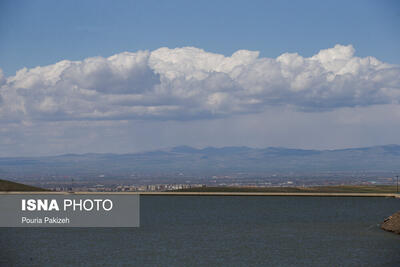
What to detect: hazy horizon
<box><xmin>1</xmin><ymin>143</ymin><xmax>400</xmax><ymax>158</ymax></box>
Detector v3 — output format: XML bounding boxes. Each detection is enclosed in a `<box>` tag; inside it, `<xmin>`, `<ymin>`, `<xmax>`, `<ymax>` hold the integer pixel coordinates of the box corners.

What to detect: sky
<box><xmin>0</xmin><ymin>0</ymin><xmax>399</xmax><ymax>156</ymax></box>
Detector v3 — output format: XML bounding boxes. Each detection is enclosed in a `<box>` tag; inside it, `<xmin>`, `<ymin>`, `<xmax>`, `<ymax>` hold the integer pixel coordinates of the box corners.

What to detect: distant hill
<box><xmin>0</xmin><ymin>179</ymin><xmax>48</xmax><ymax>191</ymax></box>
<box><xmin>1</xmin><ymin>145</ymin><xmax>400</xmax><ymax>177</ymax></box>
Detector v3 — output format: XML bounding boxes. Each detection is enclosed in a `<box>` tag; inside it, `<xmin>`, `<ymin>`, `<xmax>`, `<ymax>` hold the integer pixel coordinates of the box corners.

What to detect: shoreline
<box><xmin>1</xmin><ymin>191</ymin><xmax>399</xmax><ymax>198</ymax></box>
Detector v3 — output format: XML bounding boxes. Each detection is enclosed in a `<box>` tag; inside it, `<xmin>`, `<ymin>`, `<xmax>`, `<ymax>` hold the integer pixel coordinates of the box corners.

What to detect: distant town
<box><xmin>4</xmin><ymin>172</ymin><xmax>396</xmax><ymax>192</ymax></box>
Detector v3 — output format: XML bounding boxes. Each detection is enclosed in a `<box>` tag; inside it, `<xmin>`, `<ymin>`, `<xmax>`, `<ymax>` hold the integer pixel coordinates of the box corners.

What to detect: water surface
<box><xmin>1</xmin><ymin>196</ymin><xmax>399</xmax><ymax>266</ymax></box>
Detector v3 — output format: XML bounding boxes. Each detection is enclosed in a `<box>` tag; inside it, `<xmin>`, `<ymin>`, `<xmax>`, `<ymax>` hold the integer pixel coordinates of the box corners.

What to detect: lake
<box><xmin>1</xmin><ymin>196</ymin><xmax>399</xmax><ymax>266</ymax></box>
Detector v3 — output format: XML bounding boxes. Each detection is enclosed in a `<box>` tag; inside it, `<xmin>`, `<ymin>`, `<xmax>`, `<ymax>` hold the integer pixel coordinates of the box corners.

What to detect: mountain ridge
<box><xmin>3</xmin><ymin>144</ymin><xmax>400</xmax><ymax>158</ymax></box>
<box><xmin>1</xmin><ymin>144</ymin><xmax>400</xmax><ymax>177</ymax></box>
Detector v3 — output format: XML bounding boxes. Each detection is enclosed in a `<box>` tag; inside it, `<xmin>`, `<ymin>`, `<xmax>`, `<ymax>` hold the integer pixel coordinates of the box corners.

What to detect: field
<box><xmin>174</xmin><ymin>185</ymin><xmax>399</xmax><ymax>193</ymax></box>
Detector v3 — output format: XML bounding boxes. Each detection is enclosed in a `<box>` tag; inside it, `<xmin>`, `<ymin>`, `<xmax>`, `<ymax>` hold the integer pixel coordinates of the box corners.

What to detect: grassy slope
<box><xmin>0</xmin><ymin>179</ymin><xmax>48</xmax><ymax>192</ymax></box>
<box><xmin>174</xmin><ymin>185</ymin><xmax>399</xmax><ymax>193</ymax></box>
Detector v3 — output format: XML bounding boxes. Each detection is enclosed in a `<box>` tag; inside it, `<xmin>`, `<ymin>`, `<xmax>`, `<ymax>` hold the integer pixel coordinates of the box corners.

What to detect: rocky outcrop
<box><xmin>381</xmin><ymin>211</ymin><xmax>400</xmax><ymax>234</ymax></box>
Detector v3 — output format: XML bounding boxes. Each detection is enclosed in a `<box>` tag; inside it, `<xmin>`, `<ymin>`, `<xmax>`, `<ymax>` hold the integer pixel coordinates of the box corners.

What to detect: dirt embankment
<box><xmin>381</xmin><ymin>211</ymin><xmax>400</xmax><ymax>234</ymax></box>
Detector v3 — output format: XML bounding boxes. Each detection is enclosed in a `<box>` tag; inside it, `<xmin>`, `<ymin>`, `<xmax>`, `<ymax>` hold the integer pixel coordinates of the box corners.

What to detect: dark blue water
<box><xmin>1</xmin><ymin>196</ymin><xmax>400</xmax><ymax>266</ymax></box>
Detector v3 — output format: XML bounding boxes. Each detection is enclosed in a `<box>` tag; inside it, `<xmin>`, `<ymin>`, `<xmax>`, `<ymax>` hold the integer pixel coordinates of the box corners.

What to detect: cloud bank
<box><xmin>1</xmin><ymin>44</ymin><xmax>399</xmax><ymax>122</ymax></box>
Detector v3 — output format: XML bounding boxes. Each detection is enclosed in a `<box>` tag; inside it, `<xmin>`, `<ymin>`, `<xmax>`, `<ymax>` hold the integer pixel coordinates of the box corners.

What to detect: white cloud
<box><xmin>1</xmin><ymin>44</ymin><xmax>399</xmax><ymax>122</ymax></box>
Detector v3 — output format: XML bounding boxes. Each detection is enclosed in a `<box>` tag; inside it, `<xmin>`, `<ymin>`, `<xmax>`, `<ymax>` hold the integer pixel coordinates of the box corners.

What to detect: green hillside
<box><xmin>0</xmin><ymin>179</ymin><xmax>48</xmax><ymax>192</ymax></box>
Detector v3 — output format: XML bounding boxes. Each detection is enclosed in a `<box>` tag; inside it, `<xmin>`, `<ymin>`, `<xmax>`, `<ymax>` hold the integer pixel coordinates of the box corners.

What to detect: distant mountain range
<box><xmin>1</xmin><ymin>145</ymin><xmax>400</xmax><ymax>178</ymax></box>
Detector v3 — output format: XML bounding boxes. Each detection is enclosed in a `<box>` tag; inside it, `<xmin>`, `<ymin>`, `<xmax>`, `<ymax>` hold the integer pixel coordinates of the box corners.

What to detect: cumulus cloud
<box><xmin>1</xmin><ymin>44</ymin><xmax>399</xmax><ymax>122</ymax></box>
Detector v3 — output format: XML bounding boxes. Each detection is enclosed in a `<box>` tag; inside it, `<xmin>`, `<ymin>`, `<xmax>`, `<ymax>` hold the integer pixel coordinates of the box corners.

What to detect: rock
<box><xmin>381</xmin><ymin>211</ymin><xmax>400</xmax><ymax>234</ymax></box>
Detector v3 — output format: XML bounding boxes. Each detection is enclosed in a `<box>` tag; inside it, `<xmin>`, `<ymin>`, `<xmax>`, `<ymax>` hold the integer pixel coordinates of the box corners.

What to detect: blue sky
<box><xmin>0</xmin><ymin>0</ymin><xmax>399</xmax><ymax>76</ymax></box>
<box><xmin>0</xmin><ymin>0</ymin><xmax>400</xmax><ymax>156</ymax></box>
